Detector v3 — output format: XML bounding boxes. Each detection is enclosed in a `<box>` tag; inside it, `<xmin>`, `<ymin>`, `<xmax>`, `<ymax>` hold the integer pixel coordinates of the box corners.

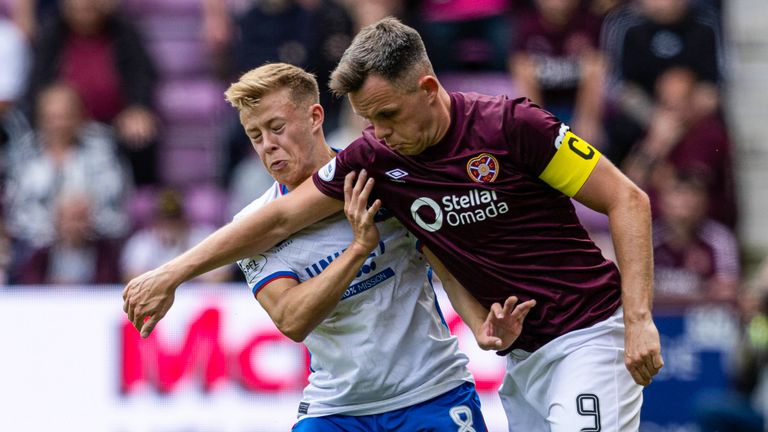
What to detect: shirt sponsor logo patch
<box><xmin>410</xmin><ymin>197</ymin><xmax>443</xmax><ymax>232</ymax></box>
<box><xmin>318</xmin><ymin>157</ymin><xmax>337</xmax><ymax>181</ymax></box>
<box><xmin>411</xmin><ymin>190</ymin><xmax>508</xmax><ymax>232</ymax></box>
<box><xmin>385</xmin><ymin>168</ymin><xmax>409</xmax><ymax>181</ymax></box>
<box><xmin>298</xmin><ymin>402</ymin><xmax>310</xmax><ymax>415</ymax></box>
<box><xmin>341</xmin><ymin>268</ymin><xmax>395</xmax><ymax>300</ymax></box>
<box><xmin>466</xmin><ymin>153</ymin><xmax>499</xmax><ymax>183</ymax></box>
<box><xmin>237</xmin><ymin>254</ymin><xmax>268</xmax><ymax>285</ymax></box>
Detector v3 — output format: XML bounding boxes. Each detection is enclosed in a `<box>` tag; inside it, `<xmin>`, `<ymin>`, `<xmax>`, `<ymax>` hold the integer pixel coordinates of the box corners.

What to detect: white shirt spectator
<box><xmin>0</xmin><ymin>18</ymin><xmax>29</xmax><ymax>103</ymax></box>
<box><xmin>4</xmin><ymin>122</ymin><xmax>131</xmax><ymax>247</ymax></box>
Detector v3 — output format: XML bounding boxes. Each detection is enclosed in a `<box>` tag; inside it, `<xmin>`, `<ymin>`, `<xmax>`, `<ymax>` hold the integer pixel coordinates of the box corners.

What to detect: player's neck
<box><xmin>429</xmin><ymin>88</ymin><xmax>453</xmax><ymax>148</ymax></box>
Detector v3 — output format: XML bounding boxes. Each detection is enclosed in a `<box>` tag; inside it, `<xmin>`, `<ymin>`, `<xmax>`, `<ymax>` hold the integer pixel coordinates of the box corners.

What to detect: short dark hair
<box><xmin>329</xmin><ymin>17</ymin><xmax>434</xmax><ymax>96</ymax></box>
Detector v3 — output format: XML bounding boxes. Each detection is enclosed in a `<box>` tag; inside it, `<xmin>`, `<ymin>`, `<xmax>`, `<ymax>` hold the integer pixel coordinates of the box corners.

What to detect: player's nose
<box><xmin>373</xmin><ymin>124</ymin><xmax>392</xmax><ymax>141</ymax></box>
<box><xmin>262</xmin><ymin>134</ymin><xmax>280</xmax><ymax>152</ymax></box>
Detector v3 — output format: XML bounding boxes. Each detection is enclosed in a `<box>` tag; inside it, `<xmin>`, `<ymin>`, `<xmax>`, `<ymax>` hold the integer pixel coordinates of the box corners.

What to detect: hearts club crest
<box><xmin>466</xmin><ymin>153</ymin><xmax>499</xmax><ymax>183</ymax></box>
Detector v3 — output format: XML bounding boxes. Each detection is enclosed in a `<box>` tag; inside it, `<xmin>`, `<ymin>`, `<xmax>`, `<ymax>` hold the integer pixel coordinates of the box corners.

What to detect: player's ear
<box><xmin>309</xmin><ymin>103</ymin><xmax>324</xmax><ymax>132</ymax></box>
<box><xmin>418</xmin><ymin>75</ymin><xmax>439</xmax><ymax>102</ymax></box>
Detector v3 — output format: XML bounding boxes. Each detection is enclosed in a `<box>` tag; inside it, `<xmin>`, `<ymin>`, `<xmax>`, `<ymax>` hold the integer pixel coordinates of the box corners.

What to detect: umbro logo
<box><xmin>385</xmin><ymin>168</ymin><xmax>409</xmax><ymax>182</ymax></box>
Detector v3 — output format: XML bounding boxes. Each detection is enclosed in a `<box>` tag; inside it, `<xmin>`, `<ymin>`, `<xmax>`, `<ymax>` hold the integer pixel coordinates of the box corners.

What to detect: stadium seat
<box><xmin>147</xmin><ymin>39</ymin><xmax>208</xmax><ymax>78</ymax></box>
<box><xmin>127</xmin><ymin>186</ymin><xmax>159</xmax><ymax>231</ymax></box>
<box><xmin>184</xmin><ymin>183</ymin><xmax>229</xmax><ymax>226</ymax></box>
<box><xmin>155</xmin><ymin>79</ymin><xmax>228</xmax><ymax>122</ymax></box>
<box><xmin>159</xmin><ymin>129</ymin><xmax>221</xmax><ymax>185</ymax></box>
<box><xmin>122</xmin><ymin>0</ymin><xmax>202</xmax><ymax>17</ymax></box>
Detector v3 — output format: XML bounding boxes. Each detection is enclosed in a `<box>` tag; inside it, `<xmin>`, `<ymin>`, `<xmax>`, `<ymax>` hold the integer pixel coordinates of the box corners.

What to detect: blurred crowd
<box><xmin>0</xmin><ymin>0</ymin><xmax>749</xmax><ymax>307</ymax></box>
<box><xmin>0</xmin><ymin>0</ymin><xmax>736</xmax><ymax>285</ymax></box>
<box><xmin>2</xmin><ymin>0</ymin><xmax>768</xmax><ymax>427</ymax></box>
<box><xmin>0</xmin><ymin>0</ymin><xmax>733</xmax><ymax>280</ymax></box>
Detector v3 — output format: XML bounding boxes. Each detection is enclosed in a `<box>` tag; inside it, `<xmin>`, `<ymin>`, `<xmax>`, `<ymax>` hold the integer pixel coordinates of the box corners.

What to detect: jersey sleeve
<box><xmin>506</xmin><ymin>98</ymin><xmax>602</xmax><ymax>197</ymax></box>
<box><xmin>237</xmin><ymin>252</ymin><xmax>299</xmax><ymax>297</ymax></box>
<box><xmin>233</xmin><ymin>183</ymin><xmax>299</xmax><ymax>297</ymax></box>
<box><xmin>312</xmin><ymin>134</ymin><xmax>375</xmax><ymax>200</ymax></box>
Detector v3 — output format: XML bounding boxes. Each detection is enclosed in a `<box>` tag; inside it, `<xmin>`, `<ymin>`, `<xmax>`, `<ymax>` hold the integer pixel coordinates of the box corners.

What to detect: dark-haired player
<box><xmin>125</xmin><ymin>17</ymin><xmax>663</xmax><ymax>431</ymax></box>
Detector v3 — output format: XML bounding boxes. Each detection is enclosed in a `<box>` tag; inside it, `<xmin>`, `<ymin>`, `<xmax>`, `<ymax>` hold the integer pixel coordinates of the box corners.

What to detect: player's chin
<box><xmin>395</xmin><ymin>145</ymin><xmax>421</xmax><ymax>156</ymax></box>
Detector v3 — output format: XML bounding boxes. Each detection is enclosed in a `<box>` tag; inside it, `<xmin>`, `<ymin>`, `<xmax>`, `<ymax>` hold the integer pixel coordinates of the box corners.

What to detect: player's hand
<box><xmin>624</xmin><ymin>316</ymin><xmax>664</xmax><ymax>386</ymax></box>
<box><xmin>122</xmin><ymin>265</ymin><xmax>180</xmax><ymax>338</ymax></box>
<box><xmin>344</xmin><ymin>170</ymin><xmax>381</xmax><ymax>254</ymax></box>
<box><xmin>476</xmin><ymin>296</ymin><xmax>536</xmax><ymax>351</ymax></box>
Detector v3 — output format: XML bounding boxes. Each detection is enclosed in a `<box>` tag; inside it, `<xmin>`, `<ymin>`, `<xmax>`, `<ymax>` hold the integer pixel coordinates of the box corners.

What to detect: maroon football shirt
<box><xmin>313</xmin><ymin>92</ymin><xmax>621</xmax><ymax>352</ymax></box>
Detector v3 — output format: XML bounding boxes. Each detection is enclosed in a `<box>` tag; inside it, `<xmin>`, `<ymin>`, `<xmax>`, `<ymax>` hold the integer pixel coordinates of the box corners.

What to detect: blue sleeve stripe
<box><xmin>426</xmin><ymin>267</ymin><xmax>449</xmax><ymax>329</ymax></box>
<box><xmin>252</xmin><ymin>271</ymin><xmax>299</xmax><ymax>296</ymax></box>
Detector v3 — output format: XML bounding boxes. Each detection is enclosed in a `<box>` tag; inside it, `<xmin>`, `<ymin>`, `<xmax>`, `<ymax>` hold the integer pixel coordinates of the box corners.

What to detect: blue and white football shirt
<box><xmin>235</xmin><ymin>182</ymin><xmax>473</xmax><ymax>418</ymax></box>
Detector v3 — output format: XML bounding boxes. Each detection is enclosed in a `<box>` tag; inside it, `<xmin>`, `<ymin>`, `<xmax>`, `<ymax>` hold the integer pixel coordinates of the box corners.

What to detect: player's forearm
<box><xmin>608</xmin><ymin>185</ymin><xmax>654</xmax><ymax>322</ymax></box>
<box><xmin>272</xmin><ymin>242</ymin><xmax>374</xmax><ymax>341</ymax></box>
<box><xmin>164</xmin><ymin>182</ymin><xmax>342</xmax><ymax>286</ymax></box>
<box><xmin>424</xmin><ymin>248</ymin><xmax>487</xmax><ymax>333</ymax></box>
<box><xmin>161</xmin><ymin>209</ymin><xmax>295</xmax><ymax>284</ymax></box>
<box><xmin>443</xmin><ymin>277</ymin><xmax>488</xmax><ymax>336</ymax></box>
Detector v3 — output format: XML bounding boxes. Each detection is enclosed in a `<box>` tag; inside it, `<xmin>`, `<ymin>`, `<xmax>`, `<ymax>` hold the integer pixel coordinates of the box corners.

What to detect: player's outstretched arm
<box><xmin>424</xmin><ymin>248</ymin><xmax>535</xmax><ymax>351</ymax></box>
<box><xmin>574</xmin><ymin>157</ymin><xmax>664</xmax><ymax>386</ymax></box>
<box><xmin>256</xmin><ymin>171</ymin><xmax>382</xmax><ymax>341</ymax></box>
<box><xmin>122</xmin><ymin>176</ymin><xmax>343</xmax><ymax>338</ymax></box>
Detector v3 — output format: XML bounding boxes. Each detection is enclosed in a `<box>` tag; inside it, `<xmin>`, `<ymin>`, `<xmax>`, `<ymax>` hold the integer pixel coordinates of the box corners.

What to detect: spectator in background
<box><xmin>0</xmin><ymin>16</ymin><xmax>32</xmax><ymax>286</ymax></box>
<box><xmin>694</xmin><ymin>272</ymin><xmax>767</xmax><ymax>431</ymax></box>
<box><xmin>652</xmin><ymin>171</ymin><xmax>739</xmax><ymax>303</ymax></box>
<box><xmin>7</xmin><ymin>0</ymin><xmax>59</xmax><ymax>41</ymax></box>
<box><xmin>226</xmin><ymin>152</ymin><xmax>278</xmax><ymax>220</ymax></box>
<box><xmin>121</xmin><ymin>188</ymin><xmax>230</xmax><ymax>283</ymax></box>
<box><xmin>622</xmin><ymin>67</ymin><xmax>736</xmax><ymax>228</ymax></box>
<box><xmin>509</xmin><ymin>0</ymin><xmax>606</xmax><ymax>145</ymax></box>
<box><xmin>0</xmin><ymin>225</ymin><xmax>10</xmax><ymax>285</ymax></box>
<box><xmin>27</xmin><ymin>0</ymin><xmax>159</xmax><ymax>185</ymax></box>
<box><xmin>15</xmin><ymin>190</ymin><xmax>122</xmax><ymax>285</ymax></box>
<box><xmin>4</xmin><ymin>83</ymin><xmax>130</xmax><ymax>255</ymax></box>
<box><xmin>203</xmin><ymin>0</ymin><xmax>354</xmax><ymax>185</ymax></box>
<box><xmin>601</xmin><ymin>0</ymin><xmax>723</xmax><ymax>165</ymax></box>
<box><xmin>0</xmin><ymin>15</ymin><xmax>32</xmax><ymax>176</ymax></box>
<box><xmin>325</xmin><ymin>100</ymin><xmax>369</xmax><ymax>151</ymax></box>
<box><xmin>419</xmin><ymin>0</ymin><xmax>512</xmax><ymax>72</ymax></box>
<box><xmin>341</xmin><ymin>0</ymin><xmax>410</xmax><ymax>29</ymax></box>
<box><xmin>585</xmin><ymin>0</ymin><xmax>627</xmax><ymax>18</ymax></box>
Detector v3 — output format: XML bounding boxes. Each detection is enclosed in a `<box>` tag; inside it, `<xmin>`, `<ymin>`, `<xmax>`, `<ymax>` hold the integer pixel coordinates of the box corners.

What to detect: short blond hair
<box><xmin>224</xmin><ymin>63</ymin><xmax>320</xmax><ymax>111</ymax></box>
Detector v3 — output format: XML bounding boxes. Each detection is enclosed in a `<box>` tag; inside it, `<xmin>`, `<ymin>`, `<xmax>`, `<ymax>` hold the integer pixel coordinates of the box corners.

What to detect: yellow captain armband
<box><xmin>538</xmin><ymin>130</ymin><xmax>601</xmax><ymax>197</ymax></box>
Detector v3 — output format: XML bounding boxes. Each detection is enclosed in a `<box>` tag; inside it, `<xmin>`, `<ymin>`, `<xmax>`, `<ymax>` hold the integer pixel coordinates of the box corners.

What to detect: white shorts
<box><xmin>498</xmin><ymin>308</ymin><xmax>643</xmax><ymax>432</ymax></box>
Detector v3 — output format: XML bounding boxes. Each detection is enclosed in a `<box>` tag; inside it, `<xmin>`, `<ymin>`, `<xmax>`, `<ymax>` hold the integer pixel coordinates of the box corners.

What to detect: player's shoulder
<box><xmin>500</xmin><ymin>97</ymin><xmax>563</xmax><ymax>137</ymax></box>
<box><xmin>453</xmin><ymin>90</ymin><xmax>509</xmax><ymax>107</ymax></box>
<box><xmin>451</xmin><ymin>91</ymin><xmax>514</xmax><ymax>127</ymax></box>
<box><xmin>455</xmin><ymin>91</ymin><xmax>543</xmax><ymax>119</ymax></box>
<box><xmin>232</xmin><ymin>181</ymin><xmax>282</xmax><ymax>221</ymax></box>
